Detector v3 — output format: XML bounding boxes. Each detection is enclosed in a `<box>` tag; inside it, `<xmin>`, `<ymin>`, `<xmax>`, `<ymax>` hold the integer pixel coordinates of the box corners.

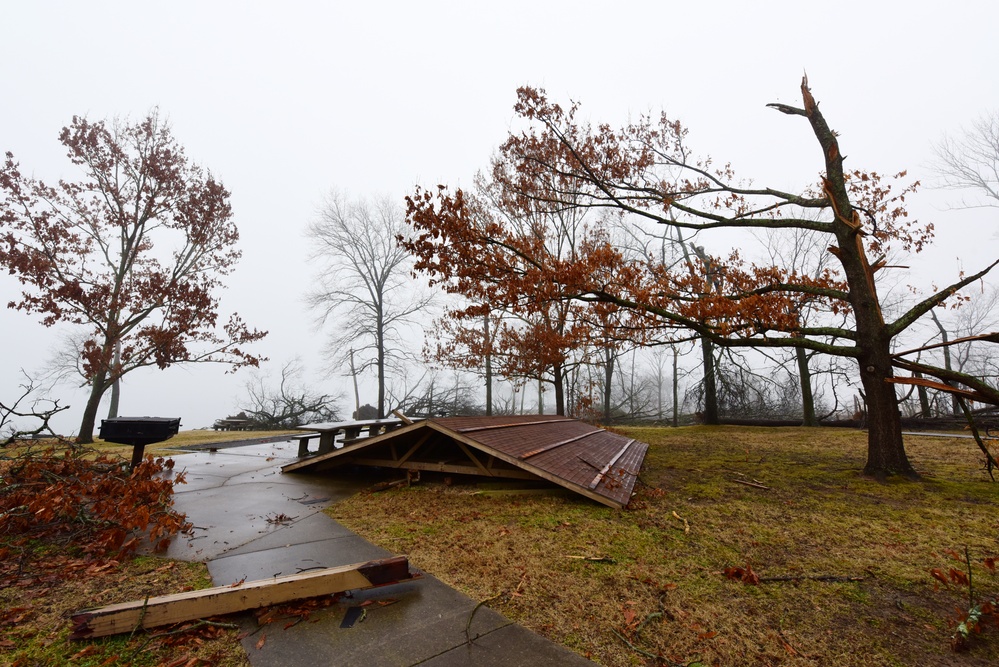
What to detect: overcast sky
<box><xmin>2</xmin><ymin>1</ymin><xmax>998</xmax><ymax>434</ymax></box>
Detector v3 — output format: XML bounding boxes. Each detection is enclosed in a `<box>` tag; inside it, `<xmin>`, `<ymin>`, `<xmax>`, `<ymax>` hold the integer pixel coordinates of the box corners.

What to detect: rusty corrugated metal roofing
<box><xmin>282</xmin><ymin>415</ymin><xmax>648</xmax><ymax>509</ymax></box>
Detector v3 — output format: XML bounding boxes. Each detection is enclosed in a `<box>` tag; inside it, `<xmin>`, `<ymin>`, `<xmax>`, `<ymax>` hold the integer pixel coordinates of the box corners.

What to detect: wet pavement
<box><xmin>152</xmin><ymin>438</ymin><xmax>594</xmax><ymax>666</ymax></box>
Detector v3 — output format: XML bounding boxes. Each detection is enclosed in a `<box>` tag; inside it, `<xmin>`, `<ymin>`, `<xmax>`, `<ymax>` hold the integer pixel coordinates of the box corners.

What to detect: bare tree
<box><xmin>932</xmin><ymin>111</ymin><xmax>999</xmax><ymax>210</ymax></box>
<box><xmin>306</xmin><ymin>191</ymin><xmax>434</xmax><ymax>418</ymax></box>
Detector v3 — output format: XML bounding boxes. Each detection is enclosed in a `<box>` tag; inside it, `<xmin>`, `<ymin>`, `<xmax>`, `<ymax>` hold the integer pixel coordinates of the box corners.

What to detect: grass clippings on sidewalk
<box><xmin>329</xmin><ymin>425</ymin><xmax>999</xmax><ymax>666</ymax></box>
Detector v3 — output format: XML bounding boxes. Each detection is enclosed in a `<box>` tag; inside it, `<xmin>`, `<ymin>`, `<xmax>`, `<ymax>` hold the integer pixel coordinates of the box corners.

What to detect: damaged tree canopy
<box><xmin>70</xmin><ymin>556</ymin><xmax>415</xmax><ymax>640</ymax></box>
<box><xmin>283</xmin><ymin>415</ymin><xmax>648</xmax><ymax>509</ymax></box>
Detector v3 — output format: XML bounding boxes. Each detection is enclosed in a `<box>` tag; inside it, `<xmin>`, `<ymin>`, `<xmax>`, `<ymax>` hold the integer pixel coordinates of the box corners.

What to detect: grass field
<box><xmin>329</xmin><ymin>426</ymin><xmax>999</xmax><ymax>666</ymax></box>
<box><xmin>5</xmin><ymin>425</ymin><xmax>998</xmax><ymax>666</ymax></box>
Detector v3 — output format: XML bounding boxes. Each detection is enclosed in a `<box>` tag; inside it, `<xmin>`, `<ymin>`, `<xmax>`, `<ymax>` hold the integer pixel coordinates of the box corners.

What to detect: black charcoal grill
<box><xmin>99</xmin><ymin>417</ymin><xmax>181</xmax><ymax>469</ymax></box>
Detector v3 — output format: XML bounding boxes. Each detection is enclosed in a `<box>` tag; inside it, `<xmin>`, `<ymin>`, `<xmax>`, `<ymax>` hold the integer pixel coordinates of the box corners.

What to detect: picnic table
<box><xmin>213</xmin><ymin>418</ymin><xmax>250</xmax><ymax>431</ymax></box>
<box><xmin>294</xmin><ymin>418</ymin><xmax>406</xmax><ymax>457</ymax></box>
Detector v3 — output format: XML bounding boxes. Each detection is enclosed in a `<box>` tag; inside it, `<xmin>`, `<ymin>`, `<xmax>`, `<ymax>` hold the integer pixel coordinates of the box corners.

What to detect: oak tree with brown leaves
<box><xmin>406</xmin><ymin>79</ymin><xmax>999</xmax><ymax>479</ymax></box>
<box><xmin>0</xmin><ymin>112</ymin><xmax>266</xmax><ymax>443</ymax></box>
<box><xmin>405</xmin><ymin>164</ymin><xmax>626</xmax><ymax>417</ymax></box>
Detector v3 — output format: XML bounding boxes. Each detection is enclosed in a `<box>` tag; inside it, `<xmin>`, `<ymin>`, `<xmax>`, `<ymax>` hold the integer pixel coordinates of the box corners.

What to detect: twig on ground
<box><xmin>613</xmin><ymin>628</ymin><xmax>694</xmax><ymax>667</ymax></box>
<box><xmin>731</xmin><ymin>478</ymin><xmax>770</xmax><ymax>490</ymax></box>
<box><xmin>565</xmin><ymin>555</ymin><xmax>616</xmax><ymax>564</ymax></box>
<box><xmin>465</xmin><ymin>592</ymin><xmax>502</xmax><ymax>645</ymax></box>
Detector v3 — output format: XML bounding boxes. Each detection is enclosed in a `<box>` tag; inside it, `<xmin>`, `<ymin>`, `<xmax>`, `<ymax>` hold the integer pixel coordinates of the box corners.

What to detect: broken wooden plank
<box><xmin>70</xmin><ymin>556</ymin><xmax>414</xmax><ymax>640</ymax></box>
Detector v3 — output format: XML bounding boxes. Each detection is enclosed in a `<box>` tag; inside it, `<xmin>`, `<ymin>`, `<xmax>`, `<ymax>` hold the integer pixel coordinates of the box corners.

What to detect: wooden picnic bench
<box><xmin>295</xmin><ymin>418</ymin><xmax>406</xmax><ymax>457</ymax></box>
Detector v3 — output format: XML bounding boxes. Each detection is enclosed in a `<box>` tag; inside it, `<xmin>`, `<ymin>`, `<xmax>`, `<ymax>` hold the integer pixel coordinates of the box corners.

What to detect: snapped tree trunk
<box><xmin>797</xmin><ymin>77</ymin><xmax>916</xmax><ymax>479</ymax></box>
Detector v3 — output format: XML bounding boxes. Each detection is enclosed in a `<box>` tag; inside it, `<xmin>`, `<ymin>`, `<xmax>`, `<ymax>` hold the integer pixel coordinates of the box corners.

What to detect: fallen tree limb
<box><xmin>70</xmin><ymin>556</ymin><xmax>415</xmax><ymax>639</ymax></box>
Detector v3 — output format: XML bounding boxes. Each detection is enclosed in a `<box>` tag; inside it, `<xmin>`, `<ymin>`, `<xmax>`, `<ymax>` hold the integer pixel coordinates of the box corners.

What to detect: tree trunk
<box><xmin>107</xmin><ymin>341</ymin><xmax>121</xmax><ymax>419</ymax></box>
<box><xmin>930</xmin><ymin>310</ymin><xmax>961</xmax><ymax>416</ymax></box>
<box><xmin>483</xmin><ymin>313</ymin><xmax>492</xmax><ymax>416</ymax></box>
<box><xmin>914</xmin><ymin>371</ymin><xmax>932</xmax><ymax>417</ymax></box>
<box><xmin>796</xmin><ymin>346</ymin><xmax>818</xmax><ymax>426</ymax></box>
<box><xmin>349</xmin><ymin>349</ymin><xmax>361</xmax><ymax>417</ymax></box>
<box><xmin>700</xmin><ymin>337</ymin><xmax>719</xmax><ymax>424</ymax></box>
<box><xmin>672</xmin><ymin>346</ymin><xmax>680</xmax><ymax>428</ymax></box>
<box><xmin>797</xmin><ymin>77</ymin><xmax>916</xmax><ymax>479</ymax></box>
<box><xmin>603</xmin><ymin>351</ymin><xmax>614</xmax><ymax>421</ymax></box>
<box><xmin>77</xmin><ymin>369</ymin><xmax>109</xmax><ymax>444</ymax></box>
<box><xmin>553</xmin><ymin>361</ymin><xmax>566</xmax><ymax>416</ymax></box>
<box><xmin>858</xmin><ymin>339</ymin><xmax>916</xmax><ymax>479</ymax></box>
<box><xmin>376</xmin><ymin>317</ymin><xmax>386</xmax><ymax>419</ymax></box>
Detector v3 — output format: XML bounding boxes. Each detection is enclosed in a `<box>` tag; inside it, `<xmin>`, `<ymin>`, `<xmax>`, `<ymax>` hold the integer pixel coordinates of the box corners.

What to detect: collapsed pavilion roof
<box><xmin>281</xmin><ymin>415</ymin><xmax>649</xmax><ymax>509</ymax></box>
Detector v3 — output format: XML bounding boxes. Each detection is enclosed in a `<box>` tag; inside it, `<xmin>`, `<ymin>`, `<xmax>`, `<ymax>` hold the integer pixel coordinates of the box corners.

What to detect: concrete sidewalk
<box><xmin>155</xmin><ymin>438</ymin><xmax>594</xmax><ymax>666</ymax></box>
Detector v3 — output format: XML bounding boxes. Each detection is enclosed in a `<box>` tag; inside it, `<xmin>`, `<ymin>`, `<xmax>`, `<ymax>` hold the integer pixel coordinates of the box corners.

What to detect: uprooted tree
<box><xmin>0</xmin><ymin>112</ymin><xmax>267</xmax><ymax>443</ymax></box>
<box><xmin>406</xmin><ymin>78</ymin><xmax>999</xmax><ymax>479</ymax></box>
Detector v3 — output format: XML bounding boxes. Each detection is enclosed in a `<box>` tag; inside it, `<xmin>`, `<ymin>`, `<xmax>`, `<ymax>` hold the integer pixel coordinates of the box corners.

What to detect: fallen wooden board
<box><xmin>70</xmin><ymin>556</ymin><xmax>414</xmax><ymax>639</ymax></box>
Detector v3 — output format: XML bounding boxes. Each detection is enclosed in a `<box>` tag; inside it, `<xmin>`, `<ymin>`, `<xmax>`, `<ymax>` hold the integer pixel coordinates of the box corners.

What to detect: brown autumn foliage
<box><xmin>0</xmin><ymin>447</ymin><xmax>191</xmax><ymax>573</ymax></box>
<box><xmin>404</xmin><ymin>78</ymin><xmax>999</xmax><ymax>479</ymax></box>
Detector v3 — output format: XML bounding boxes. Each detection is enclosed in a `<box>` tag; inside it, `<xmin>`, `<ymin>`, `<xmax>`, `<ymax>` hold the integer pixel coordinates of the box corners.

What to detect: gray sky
<box><xmin>2</xmin><ymin>1</ymin><xmax>998</xmax><ymax>433</ymax></box>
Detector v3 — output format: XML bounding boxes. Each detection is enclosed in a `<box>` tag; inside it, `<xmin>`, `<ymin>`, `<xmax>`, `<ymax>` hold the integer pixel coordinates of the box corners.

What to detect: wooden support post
<box><xmin>70</xmin><ymin>556</ymin><xmax>414</xmax><ymax>640</ymax></box>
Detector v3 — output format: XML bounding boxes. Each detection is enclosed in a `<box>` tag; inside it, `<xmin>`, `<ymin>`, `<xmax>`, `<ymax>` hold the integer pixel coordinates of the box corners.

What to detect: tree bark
<box><xmin>858</xmin><ymin>338</ymin><xmax>915</xmax><ymax>479</ymax></box>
